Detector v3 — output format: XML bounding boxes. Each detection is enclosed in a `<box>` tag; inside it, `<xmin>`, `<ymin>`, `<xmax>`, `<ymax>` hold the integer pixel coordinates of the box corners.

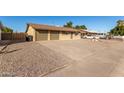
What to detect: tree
<box><xmin>63</xmin><ymin>21</ymin><xmax>88</xmax><ymax>30</ymax></box>
<box><xmin>64</xmin><ymin>21</ymin><xmax>73</xmax><ymax>28</ymax></box>
<box><xmin>75</xmin><ymin>25</ymin><xmax>87</xmax><ymax>30</ymax></box>
<box><xmin>2</xmin><ymin>27</ymin><xmax>13</xmax><ymax>33</ymax></box>
<box><xmin>0</xmin><ymin>21</ymin><xmax>13</xmax><ymax>33</ymax></box>
<box><xmin>109</xmin><ymin>20</ymin><xmax>124</xmax><ymax>36</ymax></box>
<box><xmin>75</xmin><ymin>25</ymin><xmax>80</xmax><ymax>29</ymax></box>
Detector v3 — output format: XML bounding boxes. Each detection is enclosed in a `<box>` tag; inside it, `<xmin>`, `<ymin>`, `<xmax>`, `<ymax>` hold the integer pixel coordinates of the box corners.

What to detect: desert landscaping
<box><xmin>1</xmin><ymin>18</ymin><xmax>124</xmax><ymax>77</ymax></box>
<box><xmin>0</xmin><ymin>39</ymin><xmax>124</xmax><ymax>77</ymax></box>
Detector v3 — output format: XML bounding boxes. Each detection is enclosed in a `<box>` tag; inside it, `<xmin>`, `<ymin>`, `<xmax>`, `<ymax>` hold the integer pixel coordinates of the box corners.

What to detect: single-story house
<box><xmin>26</xmin><ymin>23</ymin><xmax>86</xmax><ymax>41</ymax></box>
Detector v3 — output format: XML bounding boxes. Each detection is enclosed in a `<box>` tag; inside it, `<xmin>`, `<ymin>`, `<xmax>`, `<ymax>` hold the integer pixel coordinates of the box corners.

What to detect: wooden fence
<box><xmin>1</xmin><ymin>32</ymin><xmax>26</xmax><ymax>41</ymax></box>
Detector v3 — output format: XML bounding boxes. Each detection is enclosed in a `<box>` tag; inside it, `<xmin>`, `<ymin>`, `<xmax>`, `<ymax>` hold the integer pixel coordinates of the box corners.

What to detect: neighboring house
<box><xmin>26</xmin><ymin>23</ymin><xmax>85</xmax><ymax>41</ymax></box>
<box><xmin>80</xmin><ymin>30</ymin><xmax>98</xmax><ymax>38</ymax></box>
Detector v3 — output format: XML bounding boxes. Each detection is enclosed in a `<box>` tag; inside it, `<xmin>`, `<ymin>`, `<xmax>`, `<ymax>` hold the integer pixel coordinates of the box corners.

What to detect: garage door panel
<box><xmin>36</xmin><ymin>31</ymin><xmax>48</xmax><ymax>41</ymax></box>
<box><xmin>50</xmin><ymin>31</ymin><xmax>59</xmax><ymax>40</ymax></box>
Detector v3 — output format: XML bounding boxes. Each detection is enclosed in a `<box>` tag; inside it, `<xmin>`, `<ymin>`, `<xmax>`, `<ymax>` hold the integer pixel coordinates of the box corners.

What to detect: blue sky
<box><xmin>0</xmin><ymin>16</ymin><xmax>124</xmax><ymax>33</ymax></box>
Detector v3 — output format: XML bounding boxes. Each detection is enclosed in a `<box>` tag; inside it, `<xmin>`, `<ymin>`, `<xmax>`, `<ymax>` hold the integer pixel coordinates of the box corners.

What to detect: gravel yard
<box><xmin>0</xmin><ymin>42</ymin><xmax>71</xmax><ymax>77</ymax></box>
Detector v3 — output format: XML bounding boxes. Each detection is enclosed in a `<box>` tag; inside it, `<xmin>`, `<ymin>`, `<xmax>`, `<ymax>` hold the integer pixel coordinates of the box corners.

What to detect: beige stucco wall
<box><xmin>27</xmin><ymin>26</ymin><xmax>81</xmax><ymax>41</ymax></box>
<box><xmin>48</xmin><ymin>31</ymin><xmax>50</xmax><ymax>40</ymax></box>
<box><xmin>73</xmin><ymin>33</ymin><xmax>81</xmax><ymax>40</ymax></box>
<box><xmin>59</xmin><ymin>32</ymin><xmax>81</xmax><ymax>40</ymax></box>
<box><xmin>59</xmin><ymin>32</ymin><xmax>72</xmax><ymax>40</ymax></box>
<box><xmin>27</xmin><ymin>26</ymin><xmax>36</xmax><ymax>41</ymax></box>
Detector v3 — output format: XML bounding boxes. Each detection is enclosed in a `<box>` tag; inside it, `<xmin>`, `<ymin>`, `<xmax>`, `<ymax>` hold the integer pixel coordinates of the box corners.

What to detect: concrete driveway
<box><xmin>38</xmin><ymin>39</ymin><xmax>124</xmax><ymax>76</ymax></box>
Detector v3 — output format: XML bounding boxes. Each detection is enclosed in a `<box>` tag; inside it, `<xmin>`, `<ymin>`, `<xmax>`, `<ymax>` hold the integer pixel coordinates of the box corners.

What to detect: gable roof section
<box><xmin>26</xmin><ymin>23</ymin><xmax>84</xmax><ymax>32</ymax></box>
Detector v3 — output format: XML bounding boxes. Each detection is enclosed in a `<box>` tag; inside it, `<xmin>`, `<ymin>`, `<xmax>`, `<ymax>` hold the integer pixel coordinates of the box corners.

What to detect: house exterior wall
<box><xmin>59</xmin><ymin>32</ymin><xmax>72</xmax><ymax>40</ymax></box>
<box><xmin>48</xmin><ymin>31</ymin><xmax>50</xmax><ymax>40</ymax></box>
<box><xmin>73</xmin><ymin>33</ymin><xmax>81</xmax><ymax>40</ymax></box>
<box><xmin>59</xmin><ymin>32</ymin><xmax>81</xmax><ymax>40</ymax></box>
<box><xmin>27</xmin><ymin>26</ymin><xmax>36</xmax><ymax>41</ymax></box>
<box><xmin>27</xmin><ymin>26</ymin><xmax>81</xmax><ymax>41</ymax></box>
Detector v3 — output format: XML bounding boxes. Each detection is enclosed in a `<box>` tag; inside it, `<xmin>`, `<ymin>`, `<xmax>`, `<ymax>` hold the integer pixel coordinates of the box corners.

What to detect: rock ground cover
<box><xmin>0</xmin><ymin>42</ymin><xmax>71</xmax><ymax>76</ymax></box>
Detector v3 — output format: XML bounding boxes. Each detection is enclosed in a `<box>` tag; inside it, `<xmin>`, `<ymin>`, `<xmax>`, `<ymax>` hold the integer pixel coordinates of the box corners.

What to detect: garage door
<box><xmin>50</xmin><ymin>31</ymin><xmax>59</xmax><ymax>40</ymax></box>
<box><xmin>36</xmin><ymin>31</ymin><xmax>48</xmax><ymax>41</ymax></box>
